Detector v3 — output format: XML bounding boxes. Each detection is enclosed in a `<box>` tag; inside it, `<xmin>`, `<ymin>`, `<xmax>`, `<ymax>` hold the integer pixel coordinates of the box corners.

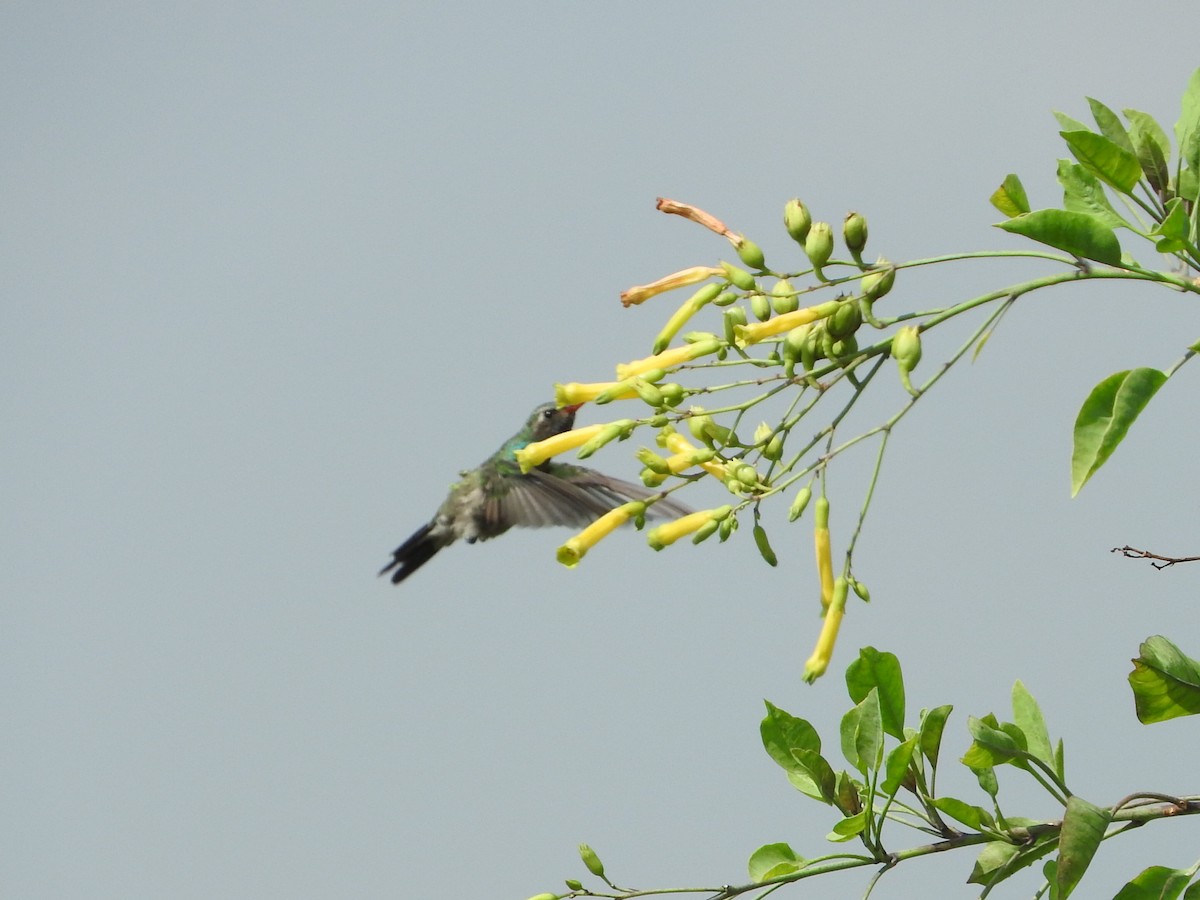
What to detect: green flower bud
<box><xmin>749</xmin><ymin>292</ymin><xmax>772</xmax><ymax>322</ymax></box>
<box><xmin>784</xmin><ymin>198</ymin><xmax>812</xmax><ymax>245</ymax></box>
<box><xmin>752</xmin><ymin>422</ymin><xmax>773</xmax><ymax>446</ymax></box>
<box><xmin>752</xmin><ymin>522</ymin><xmax>778</xmax><ymax>566</ymax></box>
<box><xmin>804</xmin><ymin>222</ymin><xmax>834</xmax><ymax>272</ymax></box>
<box><xmin>636</xmin><ymin>447</ymin><xmax>671</xmax><ymax>474</ymax></box>
<box><xmin>735</xmin><ymin>462</ymin><xmax>759</xmax><ymax>488</ymax></box>
<box><xmin>565</xmin><ymin>880</ymin><xmax>584</xmax><ymax>891</ymax></box>
<box><xmin>682</xmin><ymin>331</ymin><xmax>720</xmax><ymax>345</ymax></box>
<box><xmin>862</xmin><ymin>259</ymin><xmax>895</xmax><ymax>301</ymax></box>
<box><xmin>720</xmin><ymin>261</ymin><xmax>757</xmax><ymax>291</ymax></box>
<box><xmin>842</xmin><ymin>211</ymin><xmax>868</xmax><ymax>254</ymax></box>
<box><xmin>788</xmin><ymin>485</ymin><xmax>813</xmax><ymax>521</ymax></box>
<box><xmin>631</xmin><ymin>378</ymin><xmax>665</xmax><ymax>408</ymax></box>
<box><xmin>828</xmin><ymin>333</ymin><xmax>858</xmax><ymax>360</ymax></box>
<box><xmin>722</xmin><ymin>305</ymin><xmax>747</xmax><ymax>345</ymax></box>
<box><xmin>687</xmin><ymin>413</ymin><xmax>715</xmax><ymax>443</ymax></box>
<box><xmin>718</xmin><ymin>511</ymin><xmax>738</xmax><ymax>541</ymax></box>
<box><xmin>658</xmin><ymin>382</ymin><xmax>685</xmax><ymax>407</ymax></box>
<box><xmin>640</xmin><ymin>467</ymin><xmax>666</xmax><ymax>487</ymax></box>
<box><xmin>577</xmin><ymin>420</ymin><xmax>635</xmax><ymax>459</ymax></box>
<box><xmin>852</xmin><ymin>578</ymin><xmax>871</xmax><ymax>603</ymax></box>
<box><xmin>783</xmin><ymin>324</ymin><xmax>810</xmax><ymax>367</ymax></box>
<box><xmin>713</xmin><ymin>290</ymin><xmax>740</xmax><ymax>307</ymax></box>
<box><xmin>770</xmin><ymin>278</ymin><xmax>799</xmax><ymax>314</ymax></box>
<box><xmin>578</xmin><ymin>843</ymin><xmax>605</xmax><ymax>878</ymax></box>
<box><xmin>826</xmin><ymin>297</ymin><xmax>862</xmax><ymax>339</ymax></box>
<box><xmin>732</xmin><ymin>235</ymin><xmax>766</xmax><ymax>270</ymax></box>
<box><xmin>764</xmin><ymin>432</ymin><xmax>785</xmax><ymax>461</ymax></box>
<box><xmin>892</xmin><ymin>325</ymin><xmax>922</xmax><ymax>397</ymax></box>
<box><xmin>691</xmin><ymin>518</ymin><xmax>721</xmax><ymax>544</ymax></box>
<box><xmin>891</xmin><ymin>325</ymin><xmax>922</xmax><ymax>372</ymax></box>
<box><xmin>525</xmin><ymin>894</ymin><xmax>560</xmax><ymax>900</ymax></box>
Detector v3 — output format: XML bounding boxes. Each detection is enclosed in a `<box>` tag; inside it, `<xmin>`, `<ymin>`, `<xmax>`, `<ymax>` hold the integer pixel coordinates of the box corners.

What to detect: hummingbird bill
<box><xmin>380</xmin><ymin>402</ymin><xmax>693</xmax><ymax>585</ymax></box>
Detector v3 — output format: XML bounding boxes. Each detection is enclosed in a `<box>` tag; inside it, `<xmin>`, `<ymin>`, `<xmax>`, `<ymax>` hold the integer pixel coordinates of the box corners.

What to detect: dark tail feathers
<box><xmin>379</xmin><ymin>523</ymin><xmax>442</xmax><ymax>585</ymax></box>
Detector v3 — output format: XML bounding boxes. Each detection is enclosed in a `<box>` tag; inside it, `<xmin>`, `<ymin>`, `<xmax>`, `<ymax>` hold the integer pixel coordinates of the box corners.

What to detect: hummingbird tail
<box><xmin>379</xmin><ymin>523</ymin><xmax>443</xmax><ymax>585</ymax></box>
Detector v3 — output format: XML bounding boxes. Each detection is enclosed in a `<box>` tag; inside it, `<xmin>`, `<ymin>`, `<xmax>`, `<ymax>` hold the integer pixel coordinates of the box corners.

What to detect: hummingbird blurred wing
<box><xmin>490</xmin><ymin>466</ymin><xmax>693</xmax><ymax>530</ymax></box>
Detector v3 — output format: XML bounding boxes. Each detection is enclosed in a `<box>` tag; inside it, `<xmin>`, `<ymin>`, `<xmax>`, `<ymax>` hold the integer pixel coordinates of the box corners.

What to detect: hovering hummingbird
<box><xmin>380</xmin><ymin>401</ymin><xmax>692</xmax><ymax>585</ymax></box>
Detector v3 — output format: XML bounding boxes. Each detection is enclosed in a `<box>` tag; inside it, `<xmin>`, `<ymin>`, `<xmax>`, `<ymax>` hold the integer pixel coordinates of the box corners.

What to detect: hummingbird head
<box><xmin>529</xmin><ymin>401</ymin><xmax>582</xmax><ymax>441</ymax></box>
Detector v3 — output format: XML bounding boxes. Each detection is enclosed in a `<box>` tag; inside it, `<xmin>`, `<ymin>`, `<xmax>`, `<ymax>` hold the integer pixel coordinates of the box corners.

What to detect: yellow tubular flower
<box><xmin>660</xmin><ymin>431</ymin><xmax>727</xmax><ymax>480</ymax></box>
<box><xmin>515</xmin><ymin>424</ymin><xmax>607</xmax><ymax>473</ymax></box>
<box><xmin>647</xmin><ymin>506</ymin><xmax>732</xmax><ymax>550</ymax></box>
<box><xmin>616</xmin><ymin>339</ymin><xmax>722</xmax><ymax>379</ymax></box>
<box><xmin>733</xmin><ymin>300</ymin><xmax>841</xmax><ymax>347</ymax></box>
<box><xmin>620</xmin><ymin>266</ymin><xmax>722</xmax><ymax>308</ymax></box>
<box><xmin>803</xmin><ymin>578</ymin><xmax>849</xmax><ymax>683</ymax></box>
<box><xmin>557</xmin><ymin>502</ymin><xmax>642</xmax><ymax>568</ymax></box>
<box><xmin>814</xmin><ymin>496</ymin><xmax>834</xmax><ymax>609</ymax></box>
<box><xmin>556</xmin><ymin>382</ymin><xmax>636</xmax><ymax>406</ymax></box>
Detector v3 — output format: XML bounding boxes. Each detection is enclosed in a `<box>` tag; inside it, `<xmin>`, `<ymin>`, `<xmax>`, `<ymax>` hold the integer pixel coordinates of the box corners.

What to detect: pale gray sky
<box><xmin>4</xmin><ymin>3</ymin><xmax>1200</xmax><ymax>898</ymax></box>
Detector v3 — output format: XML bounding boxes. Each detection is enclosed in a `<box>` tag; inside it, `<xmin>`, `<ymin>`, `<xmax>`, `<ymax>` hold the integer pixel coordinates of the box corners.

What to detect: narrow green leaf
<box><xmin>854</xmin><ymin>688</ymin><xmax>884</xmax><ymax>775</ymax></box>
<box><xmin>1056</xmin><ymin>160</ymin><xmax>1129</xmax><ymax>231</ymax></box>
<box><xmin>1057</xmin><ymin>796</ymin><xmax>1113</xmax><ymax>899</ymax></box>
<box><xmin>839</xmin><ymin>704</ymin><xmax>861</xmax><ymax>773</ymax></box>
<box><xmin>1128</xmin><ymin>635</ymin><xmax>1200</xmax><ymax>723</ymax></box>
<box><xmin>1012</xmin><ymin>681</ymin><xmax>1054</xmax><ymax>769</ymax></box>
<box><xmin>747</xmin><ymin>843</ymin><xmax>805</xmax><ymax>883</ymax></box>
<box><xmin>990</xmin><ymin>173</ymin><xmax>1030</xmax><ymax>217</ymax></box>
<box><xmin>1054</xmin><ymin>111</ymin><xmax>1089</xmax><ymax>133</ymax></box>
<box><xmin>971</xmin><ymin>762</ymin><xmax>999</xmax><ymax>799</ymax></box>
<box><xmin>1055</xmin><ymin>738</ymin><xmax>1066</xmax><ymax>781</ymax></box>
<box><xmin>918</xmin><ymin>705</ymin><xmax>953</xmax><ymax>767</ymax></box>
<box><xmin>996</xmin><ymin>208</ymin><xmax>1122</xmax><ymax>265</ymax></box>
<box><xmin>1061</xmin><ymin>130</ymin><xmax>1143</xmax><ymax>193</ymax></box>
<box><xmin>1125</xmin><ymin>108</ymin><xmax>1172</xmax><ymax>195</ymax></box>
<box><xmin>791</xmin><ymin>748</ymin><xmax>838</xmax><ymax>804</ymax></box>
<box><xmin>881</xmin><ymin>737</ymin><xmax>917</xmax><ymax>796</ymax></box>
<box><xmin>1087</xmin><ymin>97</ymin><xmax>1135</xmax><ymax>153</ymax></box>
<box><xmin>834</xmin><ymin>770</ymin><xmax>862</xmax><ymax>817</ymax></box>
<box><xmin>760</xmin><ymin>701</ymin><xmax>821</xmax><ymax>771</ymax></box>
<box><xmin>1113</xmin><ymin>865</ymin><xmax>1194</xmax><ymax>900</ymax></box>
<box><xmin>1070</xmin><ymin>368</ymin><xmax>1168</xmax><ymax>496</ymax></box>
<box><xmin>1149</xmin><ymin>197</ymin><xmax>1192</xmax><ymax>252</ymax></box>
<box><xmin>968</xmin><ymin>715</ymin><xmax>1021</xmax><ymax>755</ymax></box>
<box><xmin>846</xmin><ymin>647</ymin><xmax>906</xmax><ymax>740</ymax></box>
<box><xmin>931</xmin><ymin>796</ymin><xmax>994</xmax><ymax>830</ymax></box>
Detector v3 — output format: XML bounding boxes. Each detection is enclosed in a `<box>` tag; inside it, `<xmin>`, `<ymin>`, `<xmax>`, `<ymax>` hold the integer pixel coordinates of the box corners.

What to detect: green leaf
<box><xmin>931</xmin><ymin>796</ymin><xmax>994</xmax><ymax>830</ymax></box>
<box><xmin>968</xmin><ymin>842</ymin><xmax>1021</xmax><ymax>886</ymax></box>
<box><xmin>834</xmin><ymin>770</ymin><xmax>863</xmax><ymax>817</ymax></box>
<box><xmin>845</xmin><ymin>647</ymin><xmax>906</xmax><ymax>740</ymax></box>
<box><xmin>1054</xmin><ymin>111</ymin><xmax>1089</xmax><ymax>133</ymax></box>
<box><xmin>1061</xmin><ymin>130</ymin><xmax>1143</xmax><ymax>193</ymax></box>
<box><xmin>968</xmin><ymin>715</ymin><xmax>1021</xmax><ymax>755</ymax></box>
<box><xmin>1129</xmin><ymin>635</ymin><xmax>1200</xmax><ymax>723</ymax></box>
<box><xmin>1175</xmin><ymin>68</ymin><xmax>1200</xmax><ymax>171</ymax></box>
<box><xmin>760</xmin><ymin>701</ymin><xmax>821</xmax><ymax>771</ymax></box>
<box><xmin>917</xmin><ymin>704</ymin><xmax>953</xmax><ymax>767</ymax></box>
<box><xmin>1113</xmin><ymin>865</ymin><xmax>1195</xmax><ymax>900</ymax></box>
<box><xmin>1125</xmin><ymin>108</ymin><xmax>1172</xmax><ymax>195</ymax></box>
<box><xmin>1056</xmin><ymin>796</ymin><xmax>1112</xmax><ymax>899</ymax></box>
<box><xmin>990</xmin><ymin>173</ymin><xmax>1031</xmax><ymax>217</ymax></box>
<box><xmin>1056</xmin><ymin>160</ymin><xmax>1129</xmax><ymax>232</ymax></box>
<box><xmin>791</xmin><ymin>748</ymin><xmax>838</xmax><ymax>804</ymax></box>
<box><xmin>971</xmin><ymin>762</ymin><xmax>999</xmax><ymax>799</ymax></box>
<box><xmin>747</xmin><ymin>843</ymin><xmax>805</xmax><ymax>883</ymax></box>
<box><xmin>829</xmin><ymin>810</ymin><xmax>869</xmax><ymax>841</ymax></box>
<box><xmin>881</xmin><ymin>737</ymin><xmax>917</xmax><ymax>796</ymax></box>
<box><xmin>1087</xmin><ymin>97</ymin><xmax>1135</xmax><ymax>153</ymax></box>
<box><xmin>1149</xmin><ymin>197</ymin><xmax>1192</xmax><ymax>253</ymax></box>
<box><xmin>1070</xmin><ymin>368</ymin><xmax>1168</xmax><ymax>496</ymax></box>
<box><xmin>849</xmin><ymin>688</ymin><xmax>884</xmax><ymax>775</ymax></box>
<box><xmin>1012</xmin><ymin>681</ymin><xmax>1054</xmax><ymax>769</ymax></box>
<box><xmin>996</xmin><ymin>208</ymin><xmax>1122</xmax><ymax>265</ymax></box>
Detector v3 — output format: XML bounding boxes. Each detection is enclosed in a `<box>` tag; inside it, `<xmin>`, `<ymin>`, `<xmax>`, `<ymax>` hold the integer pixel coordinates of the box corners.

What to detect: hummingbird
<box><xmin>380</xmin><ymin>401</ymin><xmax>693</xmax><ymax>585</ymax></box>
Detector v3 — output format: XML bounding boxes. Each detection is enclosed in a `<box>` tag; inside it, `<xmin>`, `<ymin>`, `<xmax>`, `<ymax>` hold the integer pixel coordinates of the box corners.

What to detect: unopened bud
<box><xmin>784</xmin><ymin>198</ymin><xmax>813</xmax><ymax>245</ymax></box>
<box><xmin>565</xmin><ymin>879</ymin><xmax>584</xmax><ymax>891</ymax></box>
<box><xmin>862</xmin><ymin>259</ymin><xmax>895</xmax><ymax>301</ymax></box>
<box><xmin>631</xmin><ymin>378</ymin><xmax>665</xmax><ymax>408</ymax></box>
<box><xmin>770</xmin><ymin>278</ymin><xmax>799</xmax><ymax>314</ymax></box>
<box><xmin>852</xmin><ymin>579</ymin><xmax>871</xmax><ymax>603</ymax></box>
<box><xmin>720</xmin><ymin>260</ymin><xmax>757</xmax><ymax>292</ymax></box>
<box><xmin>788</xmin><ymin>485</ymin><xmax>813</xmax><ymax>521</ymax></box>
<box><xmin>691</xmin><ymin>518</ymin><xmax>721</xmax><ymax>544</ymax></box>
<box><xmin>713</xmin><ymin>290</ymin><xmax>739</xmax><ymax>307</ymax></box>
<box><xmin>749</xmin><ymin>292</ymin><xmax>772</xmax><ymax>322</ymax></box>
<box><xmin>718</xmin><ymin>512</ymin><xmax>738</xmax><ymax>541</ymax></box>
<box><xmin>826</xmin><ymin>297</ymin><xmax>862</xmax><ymax>339</ymax></box>
<box><xmin>804</xmin><ymin>222</ymin><xmax>834</xmax><ymax>278</ymax></box>
<box><xmin>753</xmin><ymin>422</ymin><xmax>773</xmax><ymax>446</ymax></box>
<box><xmin>578</xmin><ymin>844</ymin><xmax>605</xmax><ymax>878</ymax></box>
<box><xmin>730</xmin><ymin>234</ymin><xmax>766</xmax><ymax>270</ymax></box>
<box><xmin>764</xmin><ymin>432</ymin><xmax>785</xmax><ymax>461</ymax></box>
<box><xmin>842</xmin><ymin>211</ymin><xmax>868</xmax><ymax>254</ymax></box>
<box><xmin>722</xmin><ymin>305</ymin><xmax>747</xmax><ymax>345</ymax></box>
<box><xmin>658</xmin><ymin>382</ymin><xmax>685</xmax><ymax>407</ymax></box>
<box><xmin>891</xmin><ymin>326</ymin><xmax>922</xmax><ymax>372</ymax></box>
